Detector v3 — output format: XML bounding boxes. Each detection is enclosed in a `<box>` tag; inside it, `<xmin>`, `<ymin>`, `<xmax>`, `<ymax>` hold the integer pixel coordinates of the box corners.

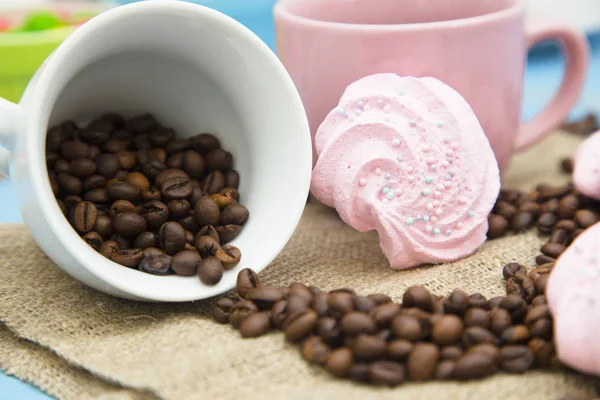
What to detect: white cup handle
<box><xmin>0</xmin><ymin>97</ymin><xmax>18</xmax><ymax>177</ymax></box>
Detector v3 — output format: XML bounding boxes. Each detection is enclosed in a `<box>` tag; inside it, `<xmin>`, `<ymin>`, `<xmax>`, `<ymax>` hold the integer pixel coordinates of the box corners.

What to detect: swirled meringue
<box><xmin>311</xmin><ymin>74</ymin><xmax>500</xmax><ymax>269</ymax></box>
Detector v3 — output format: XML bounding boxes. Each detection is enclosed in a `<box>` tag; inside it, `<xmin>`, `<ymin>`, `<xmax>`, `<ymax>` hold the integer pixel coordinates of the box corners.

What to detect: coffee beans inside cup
<box><xmin>47</xmin><ymin>113</ymin><xmax>248</xmax><ymax>285</ymax></box>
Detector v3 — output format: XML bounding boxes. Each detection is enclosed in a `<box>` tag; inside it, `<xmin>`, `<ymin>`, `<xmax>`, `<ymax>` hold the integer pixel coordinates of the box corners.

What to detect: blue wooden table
<box><xmin>0</xmin><ymin>24</ymin><xmax>598</xmax><ymax>400</ymax></box>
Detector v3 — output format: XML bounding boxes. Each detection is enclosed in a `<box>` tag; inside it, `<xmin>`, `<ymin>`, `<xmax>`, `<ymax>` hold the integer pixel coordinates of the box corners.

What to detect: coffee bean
<box><xmin>57</xmin><ymin>173</ymin><xmax>82</xmax><ymax>195</ymax></box>
<box><xmin>148</xmin><ymin>127</ymin><xmax>175</xmax><ymax>147</ymax></box>
<box><xmin>239</xmin><ymin>311</ymin><xmax>271</xmax><ymax>338</ymax></box>
<box><xmin>141</xmin><ymin>187</ymin><xmax>162</xmax><ymax>202</ymax></box>
<box><xmin>490</xmin><ymin>308</ymin><xmax>512</xmax><ymax>335</ymax></box>
<box><xmin>224</xmin><ymin>170</ymin><xmax>240</xmax><ymax>189</ymax></box>
<box><xmin>194</xmin><ymin>197</ymin><xmax>220</xmax><ymax>227</ymax></box>
<box><xmin>171</xmin><ymin>250</ymin><xmax>201</xmax><ymax>276</ymax></box>
<box><xmin>488</xmin><ymin>296</ymin><xmax>505</xmax><ymax>309</ymax></box>
<box><xmin>284</xmin><ymin>309</ymin><xmax>318</xmax><ymax>342</ymax></box>
<box><xmin>197</xmin><ymin>257</ymin><xmax>224</xmax><ymax>285</ymax></box>
<box><xmin>390</xmin><ymin>315</ymin><xmax>421</xmax><ymax>341</ymax></box>
<box><xmin>68</xmin><ymin>158</ymin><xmax>97</xmax><ymax>178</ymax></box>
<box><xmin>502</xmin><ymin>263</ymin><xmax>527</xmax><ymax>280</ymax></box>
<box><xmin>300</xmin><ymin>336</ymin><xmax>330</xmax><ymax>365</ymax></box>
<box><xmin>370</xmin><ymin>302</ymin><xmax>401</xmax><ymax>327</ymax></box>
<box><xmin>220</xmin><ymin>203</ymin><xmax>249</xmax><ymax>226</ymax></box>
<box><xmin>340</xmin><ymin>312</ymin><xmax>376</xmax><ymax>336</ymax></box>
<box><xmin>528</xmin><ymin>337</ymin><xmax>554</xmax><ymax>367</ymax></box>
<box><xmin>167</xmin><ymin>199</ymin><xmax>191</xmax><ymax>220</ymax></box>
<box><xmin>200</xmin><ymin>171</ymin><xmax>225</xmax><ymax>194</ymax></box>
<box><xmin>440</xmin><ymin>346</ymin><xmax>463</xmax><ymax>360</ymax></box>
<box><xmin>99</xmin><ymin>240</ymin><xmax>119</xmax><ymax>258</ymax></box>
<box><xmin>431</xmin><ymin>314</ymin><xmax>464</xmax><ymax>345</ymax></box>
<box><xmin>541</xmin><ymin>242</ymin><xmax>566</xmax><ymax>258</ymax></box>
<box><xmin>452</xmin><ymin>352</ymin><xmax>497</xmax><ymax>380</ymax></box>
<box><xmin>165</xmin><ymin>138</ymin><xmax>191</xmax><ymax>154</ymax></box>
<box><xmin>245</xmin><ymin>287</ymin><xmax>285</xmax><ymax>309</ymax></box>
<box><xmin>444</xmin><ymin>290</ymin><xmax>469</xmax><ymax>316</ymax></box>
<box><xmin>141</xmin><ymin>200</ymin><xmax>169</xmax><ymax>230</ymax></box>
<box><xmin>229</xmin><ymin>299</ymin><xmax>258</xmax><ymax>329</ymax></box>
<box><xmin>158</xmin><ymin>221</ymin><xmax>186</xmax><ymax>255</ymax></box>
<box><xmin>499</xmin><ymin>295</ymin><xmax>528</xmax><ymax>320</ymax></box>
<box><xmin>286</xmin><ymin>293</ymin><xmax>311</xmax><ymax>315</ymax></box>
<box><xmin>108</xmin><ymin>200</ymin><xmax>136</xmax><ymax>219</ymax></box>
<box><xmin>94</xmin><ymin>215</ymin><xmax>113</xmax><ymax>238</ymax></box>
<box><xmin>72</xmin><ymin>201</ymin><xmax>98</xmax><ymax>233</ymax></box>
<box><xmin>574</xmin><ymin>209</ymin><xmax>599</xmax><ymax>228</ymax></box>
<box><xmin>113</xmin><ymin>212</ymin><xmax>147</xmax><ymax>238</ymax></box>
<box><xmin>468</xmin><ymin>293</ymin><xmax>489</xmax><ymax>309</ymax></box>
<box><xmin>535</xmin><ymin>254</ymin><xmax>556</xmax><ymax>266</ymax></box>
<box><xmin>214</xmin><ymin>245</ymin><xmax>242</xmax><ymax>269</ymax></box>
<box><xmin>462</xmin><ymin>326</ymin><xmax>497</xmax><ymax>347</ymax></box>
<box><xmin>494</xmin><ymin>201</ymin><xmax>518</xmax><ymax>219</ymax></box>
<box><xmin>47</xmin><ymin>152</ymin><xmax>61</xmax><ymax>167</ymax></box>
<box><xmin>349</xmin><ymin>296</ymin><xmax>375</xmax><ymax>314</ymax></box>
<box><xmin>191</xmin><ymin>133</ymin><xmax>220</xmax><ymax>153</ymax></box>
<box><xmin>213</xmin><ymin>297</ymin><xmax>235</xmax><ymax>324</ymax></box>
<box><xmin>500</xmin><ymin>345</ymin><xmax>535</xmax><ymax>373</ymax></box>
<box><xmin>194</xmin><ymin>235</ymin><xmax>220</xmax><ymax>258</ymax></box>
<box><xmin>60</xmin><ymin>140</ymin><xmax>91</xmax><ymax>160</ymax></box>
<box><xmin>352</xmin><ymin>334</ymin><xmax>387</xmax><ymax>361</ymax></box>
<box><xmin>317</xmin><ymin>317</ymin><xmax>342</xmax><ymax>346</ymax></box>
<box><xmin>556</xmin><ymin>195</ymin><xmax>579</xmax><ymax>219</ymax></box>
<box><xmin>82</xmin><ymin>231</ymin><xmax>103</xmax><ymax>250</ymax></box>
<box><xmin>408</xmin><ymin>342</ymin><xmax>439</xmax><ymax>381</ymax></box>
<box><xmin>435</xmin><ymin>360</ymin><xmax>455</xmax><ymax>380</ymax></box>
<box><xmin>554</xmin><ymin>219</ymin><xmax>578</xmax><ymax>232</ymax></box>
<box><xmin>511</xmin><ymin>211</ymin><xmax>535</xmax><ymax>231</ymax></box>
<box><xmin>142</xmin><ymin>159</ymin><xmax>167</xmax><ymax>181</ymax></box>
<box><xmin>368</xmin><ymin>361</ymin><xmax>405</xmax><ymax>387</ymax></box>
<box><xmin>111</xmin><ymin>234</ymin><xmax>132</xmax><ymax>249</ymax></box>
<box><xmin>205</xmin><ymin>148</ymin><xmax>233</xmax><ymax>171</ymax></box>
<box><xmin>111</xmin><ymin>248</ymin><xmax>144</xmax><ymax>268</ymax></box>
<box><xmin>167</xmin><ymin>152</ymin><xmax>183</xmax><ymax>169</ymax></box>
<box><xmin>327</xmin><ymin>292</ymin><xmax>354</xmax><ymax>317</ymax></box>
<box><xmin>367</xmin><ymin>294</ymin><xmax>393</xmax><ymax>305</ymax></box>
<box><xmin>123</xmin><ymin>172</ymin><xmax>150</xmax><ymax>191</ymax></box>
<box><xmin>531</xmin><ymin>295</ymin><xmax>547</xmax><ymax>306</ymax></box>
<box><xmin>534</xmin><ymin>275</ymin><xmax>549</xmax><ymax>294</ymax></box>
<box><xmin>571</xmin><ymin>229</ymin><xmax>585</xmax><ymax>241</ymax></box>
<box><xmin>403</xmin><ymin>286</ymin><xmax>433</xmax><ymax>312</ymax></box>
<box><xmin>47</xmin><ymin>123</ymin><xmax>76</xmax><ymax>152</ymax></box>
<box><xmin>320</xmin><ymin>347</ymin><xmax>352</xmax><ymax>378</ymax></box>
<box><xmin>197</xmin><ymin>224</ymin><xmax>220</xmax><ymax>243</ymax></box>
<box><xmin>501</xmin><ymin>325</ymin><xmax>530</xmax><ymax>344</ymax></box>
<box><xmin>488</xmin><ymin>214</ymin><xmax>509</xmax><ymax>238</ymax></box>
<box><xmin>138</xmin><ymin>253</ymin><xmax>172</xmax><ymax>274</ymax></box>
<box><xmin>549</xmin><ymin>229</ymin><xmax>569</xmax><ymax>246</ymax></box>
<box><xmin>155</xmin><ymin>169</ymin><xmax>189</xmax><ymax>187</ymax></box>
<box><xmin>309</xmin><ymin>293</ymin><xmax>328</xmax><ymax>318</ymax></box>
<box><xmin>107</xmin><ymin>181</ymin><xmax>141</xmax><ymax>202</ymax></box>
<box><xmin>133</xmin><ymin>232</ymin><xmax>157</xmax><ymax>249</ymax></box>
<box><xmin>209</xmin><ymin>193</ymin><xmax>232</xmax><ymax>210</ymax></box>
<box><xmin>133</xmin><ymin>134</ymin><xmax>152</xmax><ymax>150</ymax></box>
<box><xmin>537</xmin><ymin>212</ymin><xmax>559</xmax><ymax>234</ymax></box>
<box><xmin>235</xmin><ymin>269</ymin><xmax>259</xmax><ymax>299</ymax></box>
<box><xmin>161</xmin><ymin>176</ymin><xmax>192</xmax><ymax>201</ymax></box>
<box><xmin>179</xmin><ymin>150</ymin><xmax>205</xmax><ymax>180</ymax></box>
<box><xmin>540</xmin><ymin>198</ymin><xmax>560</xmax><ymax>214</ymax></box>
<box><xmin>94</xmin><ymin>153</ymin><xmax>121</xmax><ymax>178</ymax></box>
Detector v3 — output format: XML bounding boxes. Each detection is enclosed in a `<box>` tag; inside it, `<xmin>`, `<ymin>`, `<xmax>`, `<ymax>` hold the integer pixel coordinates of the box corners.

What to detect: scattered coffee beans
<box><xmin>47</xmin><ymin>113</ymin><xmax>248</xmax><ymax>285</ymax></box>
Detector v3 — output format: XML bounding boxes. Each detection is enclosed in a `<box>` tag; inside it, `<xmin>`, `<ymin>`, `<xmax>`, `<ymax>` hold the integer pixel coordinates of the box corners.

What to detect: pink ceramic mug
<box><xmin>274</xmin><ymin>0</ymin><xmax>589</xmax><ymax>171</ymax></box>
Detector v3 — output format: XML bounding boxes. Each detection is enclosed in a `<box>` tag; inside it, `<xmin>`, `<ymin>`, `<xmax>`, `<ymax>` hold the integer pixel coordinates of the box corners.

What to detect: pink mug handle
<box><xmin>516</xmin><ymin>22</ymin><xmax>589</xmax><ymax>151</ymax></box>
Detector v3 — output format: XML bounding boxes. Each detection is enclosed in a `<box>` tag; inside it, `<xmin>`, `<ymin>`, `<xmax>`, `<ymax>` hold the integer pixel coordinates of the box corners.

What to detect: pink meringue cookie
<box><xmin>311</xmin><ymin>74</ymin><xmax>500</xmax><ymax>269</ymax></box>
<box><xmin>547</xmin><ymin>221</ymin><xmax>600</xmax><ymax>376</ymax></box>
<box><xmin>573</xmin><ymin>129</ymin><xmax>600</xmax><ymax>200</ymax></box>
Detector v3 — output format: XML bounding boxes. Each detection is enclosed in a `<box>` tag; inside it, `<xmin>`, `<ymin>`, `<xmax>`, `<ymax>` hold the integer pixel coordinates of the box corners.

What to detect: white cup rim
<box><xmin>24</xmin><ymin>0</ymin><xmax>312</xmax><ymax>302</ymax></box>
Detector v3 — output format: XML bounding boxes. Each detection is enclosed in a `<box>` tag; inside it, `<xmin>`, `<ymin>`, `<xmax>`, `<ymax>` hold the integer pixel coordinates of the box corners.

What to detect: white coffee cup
<box><xmin>0</xmin><ymin>0</ymin><xmax>312</xmax><ymax>302</ymax></box>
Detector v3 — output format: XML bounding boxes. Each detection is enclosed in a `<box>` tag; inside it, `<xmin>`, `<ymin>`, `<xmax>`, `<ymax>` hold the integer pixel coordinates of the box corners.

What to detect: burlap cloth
<box><xmin>0</xmin><ymin>131</ymin><xmax>597</xmax><ymax>400</ymax></box>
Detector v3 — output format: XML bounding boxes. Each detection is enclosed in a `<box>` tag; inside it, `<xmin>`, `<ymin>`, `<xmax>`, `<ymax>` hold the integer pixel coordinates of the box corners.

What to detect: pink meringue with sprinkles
<box><xmin>311</xmin><ymin>74</ymin><xmax>500</xmax><ymax>269</ymax></box>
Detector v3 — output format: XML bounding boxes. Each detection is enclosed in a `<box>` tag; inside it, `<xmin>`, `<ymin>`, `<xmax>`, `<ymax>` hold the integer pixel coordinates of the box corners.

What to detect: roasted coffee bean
<box><xmin>351</xmin><ymin>296</ymin><xmax>376</xmax><ymax>314</ymax></box>
<box><xmin>531</xmin><ymin>295</ymin><xmax>547</xmax><ymax>306</ymax></box>
<box><xmin>197</xmin><ymin>224</ymin><xmax>220</xmax><ymax>243</ymax></box>
<box><xmin>556</xmin><ymin>195</ymin><xmax>579</xmax><ymax>219</ymax></box>
<box><xmin>540</xmin><ymin>198</ymin><xmax>560</xmax><ymax>214</ymax></box>
<box><xmin>325</xmin><ymin>347</ymin><xmax>353</xmax><ymax>378</ymax></box>
<box><xmin>113</xmin><ymin>212</ymin><xmax>147</xmax><ymax>238</ymax></box>
<box><xmin>82</xmin><ymin>231</ymin><xmax>103</xmax><ymax>250</ymax></box>
<box><xmin>311</xmin><ymin>293</ymin><xmax>329</xmax><ymax>317</ymax></box>
<box><xmin>107</xmin><ymin>181</ymin><xmax>141</xmax><ymax>202</ymax></box>
<box><xmin>511</xmin><ymin>211</ymin><xmax>535</xmax><ymax>231</ymax></box>
<box><xmin>385</xmin><ymin>340</ymin><xmax>412</xmax><ymax>362</ymax></box>
<box><xmin>165</xmin><ymin>138</ymin><xmax>191</xmax><ymax>154</ymax></box>
<box><xmin>440</xmin><ymin>346</ymin><xmax>463</xmax><ymax>360</ymax></box>
<box><xmin>191</xmin><ymin>133</ymin><xmax>220</xmax><ymax>153</ymax></box>
<box><xmin>502</xmin><ymin>263</ymin><xmax>527</xmax><ymax>280</ymax></box>
<box><xmin>341</xmin><ymin>312</ymin><xmax>376</xmax><ymax>336</ymax></box>
<box><xmin>63</xmin><ymin>195</ymin><xmax>83</xmax><ymax>209</ymax></box>
<box><xmin>125</xmin><ymin>114</ymin><xmax>156</xmax><ymax>134</ymax></box>
<box><xmin>224</xmin><ymin>170</ymin><xmax>240</xmax><ymax>189</ymax></box>
<box><xmin>352</xmin><ymin>334</ymin><xmax>387</xmax><ymax>361</ymax></box>
<box><xmin>110</xmin><ymin>234</ymin><xmax>132</xmax><ymax>249</ymax></box>
<box><xmin>194</xmin><ymin>235</ymin><xmax>220</xmax><ymax>258</ymax></box>
<box><xmin>500</xmin><ymin>345</ymin><xmax>535</xmax><ymax>373</ymax></box>
<box><xmin>200</xmin><ymin>171</ymin><xmax>225</xmax><ymax>194</ymax></box>
<box><xmin>141</xmin><ymin>187</ymin><xmax>162</xmax><ymax>202</ymax></box>
<box><xmin>391</xmin><ymin>315</ymin><xmax>422</xmax><ymax>341</ymax></box>
<box><xmin>494</xmin><ymin>201</ymin><xmax>518</xmax><ymax>219</ymax></box>
<box><xmin>490</xmin><ymin>308</ymin><xmax>512</xmax><ymax>334</ymax></box>
<box><xmin>499</xmin><ymin>295</ymin><xmax>528</xmax><ymax>321</ymax></box>
<box><xmin>109</xmin><ymin>200</ymin><xmax>137</xmax><ymax>218</ymax></box>
<box><xmin>111</xmin><ymin>248</ymin><xmax>144</xmax><ymax>268</ymax></box>
<box><xmin>212</xmin><ymin>297</ymin><xmax>235</xmax><ymax>324</ymax></box>
<box><xmin>197</xmin><ymin>257</ymin><xmax>224</xmax><ymax>285</ymax></box>
<box><xmin>161</xmin><ymin>176</ymin><xmax>192</xmax><ymax>201</ymax></box>
<box><xmin>535</xmin><ymin>254</ymin><xmax>556</xmax><ymax>266</ymax></box>
<box><xmin>220</xmin><ymin>203</ymin><xmax>249</xmax><ymax>226</ymax></box>
<box><xmin>236</xmin><ymin>269</ymin><xmax>260</xmax><ymax>299</ymax></box>
<box><xmin>444</xmin><ymin>290</ymin><xmax>469</xmax><ymax>316</ymax></box>
<box><xmin>301</xmin><ymin>336</ymin><xmax>330</xmax><ymax>365</ymax></box>
<box><xmin>94</xmin><ymin>215</ymin><xmax>113</xmax><ymax>238</ymax></box>
<box><xmin>138</xmin><ymin>254</ymin><xmax>171</xmax><ymax>275</ymax></box>
<box><xmin>317</xmin><ymin>317</ymin><xmax>342</xmax><ymax>346</ymax></box>
<box><xmin>432</xmin><ymin>314</ymin><xmax>464</xmax><ymax>345</ymax></box>
<box><xmin>541</xmin><ymin>242</ymin><xmax>566</xmax><ymax>258</ymax></box>
<box><xmin>467</xmin><ymin>343</ymin><xmax>500</xmax><ymax>362</ymax></box>
<box><xmin>402</xmin><ymin>285</ymin><xmax>433</xmax><ymax>312</ymax></box>
<box><xmin>270</xmin><ymin>300</ymin><xmax>289</xmax><ymax>329</ymax></box>
<box><xmin>519</xmin><ymin>201</ymin><xmax>541</xmax><ymax>214</ymax></box>
<box><xmin>190</xmin><ymin>187</ymin><xmax>205</xmax><ymax>205</ymax></box>
<box><xmin>505</xmin><ymin>276</ymin><xmax>526</xmax><ymax>300</ymax></box>
<box><xmin>462</xmin><ymin>326</ymin><xmax>497</xmax><ymax>347</ymax></box>
<box><xmin>83</xmin><ymin>187</ymin><xmax>109</xmax><ymax>204</ymax></box>
<box><xmin>142</xmin><ymin>159</ymin><xmax>167</xmax><ymax>181</ymax></box>
<box><xmin>155</xmin><ymin>169</ymin><xmax>188</xmax><ymax>187</ymax></box>
<box><xmin>57</xmin><ymin>172</ymin><xmax>82</xmax><ymax>195</ymax></box>
<box><xmin>537</xmin><ymin>212</ymin><xmax>559</xmax><ymax>234</ymax></box>
<box><xmin>368</xmin><ymin>361</ymin><xmax>405</xmax><ymax>387</ymax></box>
<box><xmin>367</xmin><ymin>294</ymin><xmax>392</xmax><ymax>305</ymax></box>
<box><xmin>408</xmin><ymin>343</ymin><xmax>439</xmax><ymax>381</ymax></box>
<box><xmin>287</xmin><ymin>283</ymin><xmax>313</xmax><ymax>302</ymax></box>
<box><xmin>194</xmin><ymin>196</ymin><xmax>221</xmax><ymax>227</ymax></box>
<box><xmin>68</xmin><ymin>158</ymin><xmax>96</xmax><ymax>178</ymax></box>
<box><xmin>95</xmin><ymin>153</ymin><xmax>121</xmax><ymax>178</ymax></box>
<box><xmin>327</xmin><ymin>292</ymin><xmax>354</xmax><ymax>317</ymax></box>
<box><xmin>528</xmin><ymin>337</ymin><xmax>554</xmax><ymax>367</ymax></box>
<box><xmin>229</xmin><ymin>300</ymin><xmax>258</xmax><ymax>329</ymax></box>
<box><xmin>72</xmin><ymin>201</ymin><xmax>98</xmax><ymax>233</ymax></box>
<box><xmin>435</xmin><ymin>360</ymin><xmax>456</xmax><ymax>380</ymax></box>
<box><xmin>171</xmin><ymin>250</ymin><xmax>201</xmax><ymax>276</ymax></box>
<box><xmin>463</xmin><ymin>308</ymin><xmax>491</xmax><ymax>330</ymax></box>
<box><xmin>284</xmin><ymin>310</ymin><xmax>318</xmax><ymax>342</ymax></box>
<box><xmin>167</xmin><ymin>199</ymin><xmax>191</xmax><ymax>220</ymax></box>
<box><xmin>240</xmin><ymin>311</ymin><xmax>271</xmax><ymax>338</ymax></box>
<box><xmin>185</xmin><ymin>230</ymin><xmax>194</xmax><ymax>244</ymax></box>
<box><xmin>370</xmin><ymin>302</ymin><xmax>401</xmax><ymax>327</ymax></box>
<box><xmin>142</xmin><ymin>247</ymin><xmax>165</xmax><ymax>258</ymax></box>
<box><xmin>99</xmin><ymin>240</ymin><xmax>119</xmax><ymax>258</ymax></box>
<box><xmin>205</xmin><ymin>148</ymin><xmax>233</xmax><ymax>171</ymax></box>
<box><xmin>46</xmin><ymin>123</ymin><xmax>76</xmax><ymax>152</ymax></box>
<box><xmin>158</xmin><ymin>221</ymin><xmax>186</xmax><ymax>255</ymax></box>
<box><xmin>214</xmin><ymin>245</ymin><xmax>242</xmax><ymax>269</ymax></box>
<box><xmin>286</xmin><ymin>293</ymin><xmax>311</xmax><ymax>315</ymax></box>
<box><xmin>571</xmin><ymin>229</ymin><xmax>585</xmax><ymax>241</ymax></box>
<box><xmin>166</xmin><ymin>152</ymin><xmax>183</xmax><ymax>169</ymax></box>
<box><xmin>141</xmin><ymin>200</ymin><xmax>169</xmax><ymax>230</ymax></box>
<box><xmin>501</xmin><ymin>325</ymin><xmax>530</xmax><ymax>344</ymax></box>
<box><xmin>149</xmin><ymin>127</ymin><xmax>175</xmax><ymax>147</ymax></box>
<box><xmin>209</xmin><ymin>193</ymin><xmax>233</xmax><ymax>209</ymax></box>
<box><xmin>534</xmin><ymin>275</ymin><xmax>549</xmax><ymax>294</ymax></box>
<box><xmin>133</xmin><ymin>232</ymin><xmax>157</xmax><ymax>249</ymax></box>
<box><xmin>549</xmin><ymin>229</ymin><xmax>569</xmax><ymax>246</ymax></box>
<box><xmin>554</xmin><ymin>219</ymin><xmax>578</xmax><ymax>232</ymax></box>
<box><xmin>487</xmin><ymin>214</ymin><xmax>509</xmax><ymax>238</ymax></box>
<box><xmin>245</xmin><ymin>287</ymin><xmax>285</xmax><ymax>309</ymax></box>
<box><xmin>53</xmin><ymin>158</ymin><xmax>69</xmax><ymax>174</ymax></box>
<box><xmin>467</xmin><ymin>293</ymin><xmax>489</xmax><ymax>309</ymax></box>
<box><xmin>210</xmin><ymin>225</ymin><xmax>239</xmax><ymax>245</ymax></box>
<box><xmin>60</xmin><ymin>140</ymin><xmax>90</xmax><ymax>160</ymax></box>
<box><xmin>530</xmin><ymin>318</ymin><xmax>552</xmax><ymax>339</ymax></box>
<box><xmin>133</xmin><ymin>134</ymin><xmax>152</xmax><ymax>150</ymax></box>
<box><xmin>575</xmin><ymin>209</ymin><xmax>599</xmax><ymax>228</ymax></box>
<box><xmin>488</xmin><ymin>296</ymin><xmax>505</xmax><ymax>309</ymax></box>
<box><xmin>124</xmin><ymin>172</ymin><xmax>150</xmax><ymax>191</ymax></box>
<box><xmin>452</xmin><ymin>352</ymin><xmax>497</xmax><ymax>380</ymax></box>
<box><xmin>180</xmin><ymin>150</ymin><xmax>205</xmax><ymax>180</ymax></box>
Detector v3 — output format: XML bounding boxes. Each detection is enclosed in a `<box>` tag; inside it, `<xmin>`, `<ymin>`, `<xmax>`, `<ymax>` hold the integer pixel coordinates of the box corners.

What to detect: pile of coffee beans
<box><xmin>46</xmin><ymin>113</ymin><xmax>249</xmax><ymax>285</ymax></box>
<box><xmin>212</xmin><ymin>264</ymin><xmax>560</xmax><ymax>386</ymax></box>
<box><xmin>487</xmin><ymin>183</ymin><xmax>600</xmax><ymax>267</ymax></box>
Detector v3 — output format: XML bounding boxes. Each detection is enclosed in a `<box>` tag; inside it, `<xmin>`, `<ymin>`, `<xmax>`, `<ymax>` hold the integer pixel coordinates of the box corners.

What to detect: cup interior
<box><xmin>277</xmin><ymin>0</ymin><xmax>517</xmax><ymax>25</ymax></box>
<box><xmin>33</xmin><ymin>2</ymin><xmax>311</xmax><ymax>301</ymax></box>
